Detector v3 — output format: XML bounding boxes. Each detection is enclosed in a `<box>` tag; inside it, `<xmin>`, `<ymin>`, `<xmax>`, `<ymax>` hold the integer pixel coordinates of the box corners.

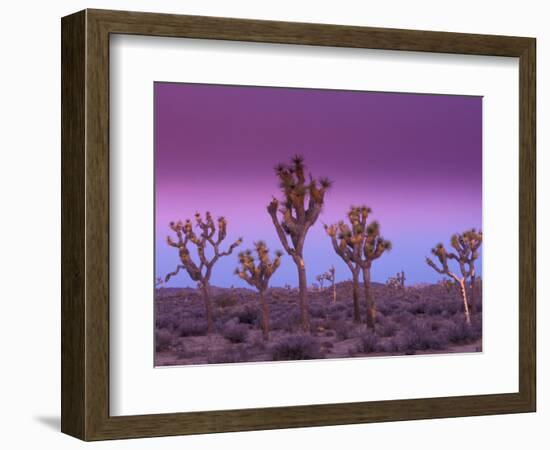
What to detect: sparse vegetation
<box><xmin>155</xmin><ymin>281</ymin><xmax>482</xmax><ymax>366</ymax></box>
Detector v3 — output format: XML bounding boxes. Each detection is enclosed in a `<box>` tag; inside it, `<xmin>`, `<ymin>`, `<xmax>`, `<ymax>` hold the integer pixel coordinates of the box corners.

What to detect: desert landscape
<box><xmin>155</xmin><ymin>280</ymin><xmax>482</xmax><ymax>366</ymax></box>
<box><xmin>154</xmin><ymin>83</ymin><xmax>483</xmax><ymax>367</ymax></box>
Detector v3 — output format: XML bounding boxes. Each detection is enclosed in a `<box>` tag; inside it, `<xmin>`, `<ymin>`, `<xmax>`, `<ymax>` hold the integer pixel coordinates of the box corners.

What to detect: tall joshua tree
<box><xmin>425</xmin><ymin>242</ymin><xmax>471</xmax><ymax>325</ymax></box>
<box><xmin>325</xmin><ymin>206</ymin><xmax>392</xmax><ymax>328</ymax></box>
<box><xmin>267</xmin><ymin>155</ymin><xmax>331</xmax><ymax>332</ymax></box>
<box><xmin>165</xmin><ymin>212</ymin><xmax>242</xmax><ymax>334</ymax></box>
<box><xmin>235</xmin><ymin>241</ymin><xmax>283</xmax><ymax>341</ymax></box>
<box><xmin>451</xmin><ymin>229</ymin><xmax>482</xmax><ymax>312</ymax></box>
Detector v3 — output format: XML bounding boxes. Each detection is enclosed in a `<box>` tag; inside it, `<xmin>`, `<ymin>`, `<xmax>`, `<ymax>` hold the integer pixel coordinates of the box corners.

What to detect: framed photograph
<box><xmin>61</xmin><ymin>9</ymin><xmax>536</xmax><ymax>441</ymax></box>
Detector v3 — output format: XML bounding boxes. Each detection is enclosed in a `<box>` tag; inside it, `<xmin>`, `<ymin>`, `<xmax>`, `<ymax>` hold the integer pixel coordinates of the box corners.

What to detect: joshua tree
<box><xmin>267</xmin><ymin>155</ymin><xmax>331</xmax><ymax>332</ymax></box>
<box><xmin>451</xmin><ymin>229</ymin><xmax>482</xmax><ymax>312</ymax></box>
<box><xmin>396</xmin><ymin>270</ymin><xmax>406</xmax><ymax>288</ymax></box>
<box><xmin>324</xmin><ymin>266</ymin><xmax>337</xmax><ymax>303</ymax></box>
<box><xmin>426</xmin><ymin>242</ymin><xmax>471</xmax><ymax>325</ymax></box>
<box><xmin>325</xmin><ymin>206</ymin><xmax>392</xmax><ymax>328</ymax></box>
<box><xmin>316</xmin><ymin>274</ymin><xmax>325</xmax><ymax>291</ymax></box>
<box><xmin>155</xmin><ymin>277</ymin><xmax>164</xmax><ymax>288</ymax></box>
<box><xmin>235</xmin><ymin>241</ymin><xmax>283</xmax><ymax>341</ymax></box>
<box><xmin>165</xmin><ymin>212</ymin><xmax>242</xmax><ymax>334</ymax></box>
<box><xmin>386</xmin><ymin>271</ymin><xmax>406</xmax><ymax>290</ymax></box>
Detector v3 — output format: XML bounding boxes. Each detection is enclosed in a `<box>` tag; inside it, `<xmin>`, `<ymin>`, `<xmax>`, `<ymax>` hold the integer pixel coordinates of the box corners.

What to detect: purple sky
<box><xmin>155</xmin><ymin>82</ymin><xmax>482</xmax><ymax>288</ymax></box>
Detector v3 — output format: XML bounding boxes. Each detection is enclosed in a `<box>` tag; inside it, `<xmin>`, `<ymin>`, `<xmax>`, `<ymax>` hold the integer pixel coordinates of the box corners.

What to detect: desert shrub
<box><xmin>356</xmin><ymin>331</ymin><xmax>379</xmax><ymax>353</ymax></box>
<box><xmin>376</xmin><ymin>317</ymin><xmax>398</xmax><ymax>337</ymax></box>
<box><xmin>443</xmin><ymin>299</ymin><xmax>462</xmax><ymax>315</ymax></box>
<box><xmin>155</xmin><ymin>313</ymin><xmax>172</xmax><ymax>330</ymax></box>
<box><xmin>393</xmin><ymin>320</ymin><xmax>448</xmax><ymax>353</ymax></box>
<box><xmin>328</xmin><ymin>319</ymin><xmax>352</xmax><ymax>340</ymax></box>
<box><xmin>216</xmin><ymin>293</ymin><xmax>237</xmax><ymax>309</ymax></box>
<box><xmin>207</xmin><ymin>346</ymin><xmax>249</xmax><ymax>364</ymax></box>
<box><xmin>328</xmin><ymin>303</ymin><xmax>346</xmax><ymax>314</ymax></box>
<box><xmin>425</xmin><ymin>300</ymin><xmax>445</xmax><ymax>316</ymax></box>
<box><xmin>222</xmin><ymin>323</ymin><xmax>249</xmax><ymax>343</ymax></box>
<box><xmin>247</xmin><ymin>336</ymin><xmax>267</xmax><ymax>352</ymax></box>
<box><xmin>270</xmin><ymin>309</ymin><xmax>301</xmax><ymax>332</ymax></box>
<box><xmin>270</xmin><ymin>335</ymin><xmax>322</xmax><ymax>361</ymax></box>
<box><xmin>443</xmin><ymin>314</ymin><xmax>480</xmax><ymax>344</ymax></box>
<box><xmin>392</xmin><ymin>311</ymin><xmax>415</xmax><ymax>326</ymax></box>
<box><xmin>309</xmin><ymin>304</ymin><xmax>326</xmax><ymax>319</ymax></box>
<box><xmin>393</xmin><ymin>330</ymin><xmax>418</xmax><ymax>354</ymax></box>
<box><xmin>408</xmin><ymin>300</ymin><xmax>427</xmax><ymax>314</ymax></box>
<box><xmin>237</xmin><ymin>306</ymin><xmax>260</xmax><ymax>326</ymax></box>
<box><xmin>375</xmin><ymin>337</ymin><xmax>399</xmax><ymax>353</ymax></box>
<box><xmin>155</xmin><ymin>329</ymin><xmax>173</xmax><ymax>352</ymax></box>
<box><xmin>328</xmin><ymin>311</ymin><xmax>346</xmax><ymax>322</ymax></box>
<box><xmin>177</xmin><ymin>319</ymin><xmax>208</xmax><ymax>337</ymax></box>
<box><xmin>377</xmin><ymin>298</ymin><xmax>402</xmax><ymax>315</ymax></box>
<box><xmin>311</xmin><ymin>318</ymin><xmax>330</xmax><ymax>337</ymax></box>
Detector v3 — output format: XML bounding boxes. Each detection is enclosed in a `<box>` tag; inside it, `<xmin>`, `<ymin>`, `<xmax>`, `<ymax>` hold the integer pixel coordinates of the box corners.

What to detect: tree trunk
<box><xmin>456</xmin><ymin>278</ymin><xmax>471</xmax><ymax>325</ymax></box>
<box><xmin>332</xmin><ymin>279</ymin><xmax>336</xmax><ymax>303</ymax></box>
<box><xmin>469</xmin><ymin>274</ymin><xmax>476</xmax><ymax>313</ymax></box>
<box><xmin>259</xmin><ymin>289</ymin><xmax>269</xmax><ymax>341</ymax></box>
<box><xmin>201</xmin><ymin>281</ymin><xmax>213</xmax><ymax>334</ymax></box>
<box><xmin>362</xmin><ymin>267</ymin><xmax>376</xmax><ymax>330</ymax></box>
<box><xmin>295</xmin><ymin>256</ymin><xmax>310</xmax><ymax>332</ymax></box>
<box><xmin>352</xmin><ymin>271</ymin><xmax>361</xmax><ymax>323</ymax></box>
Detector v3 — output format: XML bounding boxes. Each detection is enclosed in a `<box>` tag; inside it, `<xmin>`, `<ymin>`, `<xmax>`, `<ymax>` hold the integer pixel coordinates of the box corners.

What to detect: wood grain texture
<box><xmin>61</xmin><ymin>10</ymin><xmax>86</xmax><ymax>439</ymax></box>
<box><xmin>61</xmin><ymin>8</ymin><xmax>537</xmax><ymax>441</ymax></box>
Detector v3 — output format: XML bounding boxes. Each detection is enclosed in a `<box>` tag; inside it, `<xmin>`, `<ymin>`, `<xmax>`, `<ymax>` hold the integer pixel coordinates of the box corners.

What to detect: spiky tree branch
<box><xmin>235</xmin><ymin>241</ymin><xmax>283</xmax><ymax>340</ymax></box>
<box><xmin>323</xmin><ymin>266</ymin><xmax>337</xmax><ymax>303</ymax></box>
<box><xmin>450</xmin><ymin>229</ymin><xmax>482</xmax><ymax>311</ymax></box>
<box><xmin>325</xmin><ymin>206</ymin><xmax>391</xmax><ymax>328</ymax></box>
<box><xmin>426</xmin><ymin>242</ymin><xmax>471</xmax><ymax>324</ymax></box>
<box><xmin>267</xmin><ymin>155</ymin><xmax>331</xmax><ymax>332</ymax></box>
<box><xmin>165</xmin><ymin>212</ymin><xmax>242</xmax><ymax>334</ymax></box>
<box><xmin>316</xmin><ymin>274</ymin><xmax>325</xmax><ymax>291</ymax></box>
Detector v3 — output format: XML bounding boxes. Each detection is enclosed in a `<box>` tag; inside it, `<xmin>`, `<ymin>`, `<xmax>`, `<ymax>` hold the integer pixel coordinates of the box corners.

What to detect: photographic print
<box><xmin>154</xmin><ymin>82</ymin><xmax>482</xmax><ymax>367</ymax></box>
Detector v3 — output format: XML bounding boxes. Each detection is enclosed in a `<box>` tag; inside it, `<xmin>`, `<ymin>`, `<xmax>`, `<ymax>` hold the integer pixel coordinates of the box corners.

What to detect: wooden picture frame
<box><xmin>61</xmin><ymin>9</ymin><xmax>536</xmax><ymax>441</ymax></box>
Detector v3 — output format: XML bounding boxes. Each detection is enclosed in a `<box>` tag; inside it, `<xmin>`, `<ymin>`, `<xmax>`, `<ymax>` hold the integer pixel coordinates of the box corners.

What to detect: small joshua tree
<box><xmin>267</xmin><ymin>155</ymin><xmax>331</xmax><ymax>332</ymax></box>
<box><xmin>396</xmin><ymin>270</ymin><xmax>406</xmax><ymax>288</ymax></box>
<box><xmin>235</xmin><ymin>241</ymin><xmax>283</xmax><ymax>341</ymax></box>
<box><xmin>165</xmin><ymin>212</ymin><xmax>242</xmax><ymax>334</ymax></box>
<box><xmin>325</xmin><ymin>206</ymin><xmax>392</xmax><ymax>328</ymax></box>
<box><xmin>316</xmin><ymin>274</ymin><xmax>325</xmax><ymax>291</ymax></box>
<box><xmin>451</xmin><ymin>229</ymin><xmax>482</xmax><ymax>312</ymax></box>
<box><xmin>155</xmin><ymin>277</ymin><xmax>164</xmax><ymax>288</ymax></box>
<box><xmin>426</xmin><ymin>242</ymin><xmax>471</xmax><ymax>325</ymax></box>
<box><xmin>324</xmin><ymin>266</ymin><xmax>337</xmax><ymax>303</ymax></box>
<box><xmin>386</xmin><ymin>271</ymin><xmax>406</xmax><ymax>290</ymax></box>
